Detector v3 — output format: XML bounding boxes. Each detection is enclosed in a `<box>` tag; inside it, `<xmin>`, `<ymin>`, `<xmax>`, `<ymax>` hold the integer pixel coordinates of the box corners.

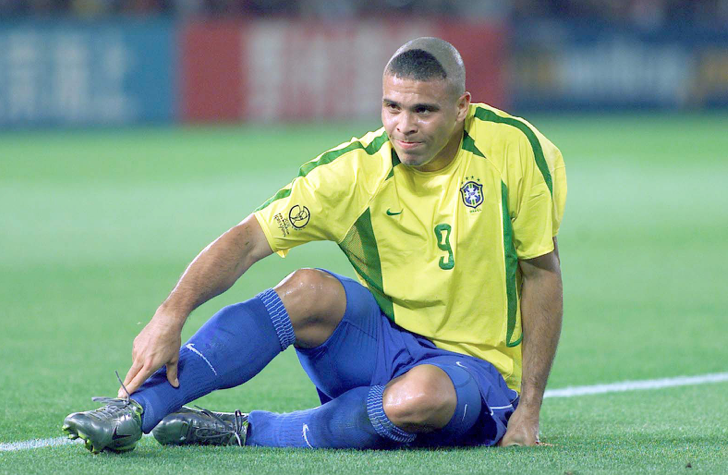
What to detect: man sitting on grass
<box><xmin>63</xmin><ymin>36</ymin><xmax>566</xmax><ymax>452</ymax></box>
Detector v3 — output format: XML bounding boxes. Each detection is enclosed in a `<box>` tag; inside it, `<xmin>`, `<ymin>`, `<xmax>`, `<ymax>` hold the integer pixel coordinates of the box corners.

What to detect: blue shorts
<box><xmin>295</xmin><ymin>270</ymin><xmax>519</xmax><ymax>447</ymax></box>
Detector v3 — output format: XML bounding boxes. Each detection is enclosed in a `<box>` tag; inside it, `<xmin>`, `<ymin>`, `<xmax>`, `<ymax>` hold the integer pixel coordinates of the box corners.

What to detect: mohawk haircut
<box><xmin>385</xmin><ymin>49</ymin><xmax>448</xmax><ymax>83</ymax></box>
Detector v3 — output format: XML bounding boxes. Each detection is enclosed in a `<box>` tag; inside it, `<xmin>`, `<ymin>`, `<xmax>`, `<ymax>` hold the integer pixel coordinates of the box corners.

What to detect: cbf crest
<box><xmin>460</xmin><ymin>177</ymin><xmax>484</xmax><ymax>210</ymax></box>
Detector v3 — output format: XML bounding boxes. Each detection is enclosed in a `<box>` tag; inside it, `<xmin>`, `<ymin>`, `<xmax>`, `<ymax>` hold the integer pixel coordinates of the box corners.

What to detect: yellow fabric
<box><xmin>254</xmin><ymin>104</ymin><xmax>567</xmax><ymax>391</ymax></box>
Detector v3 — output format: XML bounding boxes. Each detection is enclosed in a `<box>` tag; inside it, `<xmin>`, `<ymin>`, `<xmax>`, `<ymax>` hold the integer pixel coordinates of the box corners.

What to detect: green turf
<box><xmin>1</xmin><ymin>114</ymin><xmax>727</xmax><ymax>473</ymax></box>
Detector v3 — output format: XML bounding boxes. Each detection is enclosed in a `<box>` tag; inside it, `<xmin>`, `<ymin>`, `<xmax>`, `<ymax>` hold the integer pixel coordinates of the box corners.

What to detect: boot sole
<box><xmin>62</xmin><ymin>423</ymin><xmax>137</xmax><ymax>454</ymax></box>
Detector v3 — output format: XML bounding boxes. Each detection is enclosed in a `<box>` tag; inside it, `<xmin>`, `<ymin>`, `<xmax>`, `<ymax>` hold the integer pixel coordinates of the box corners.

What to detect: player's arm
<box><xmin>500</xmin><ymin>237</ymin><xmax>563</xmax><ymax>446</ymax></box>
<box><xmin>119</xmin><ymin>214</ymin><xmax>272</xmax><ymax>396</ymax></box>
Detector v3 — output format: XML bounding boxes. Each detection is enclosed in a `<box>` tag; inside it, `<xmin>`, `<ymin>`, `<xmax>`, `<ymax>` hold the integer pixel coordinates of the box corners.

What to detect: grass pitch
<box><xmin>1</xmin><ymin>114</ymin><xmax>727</xmax><ymax>474</ymax></box>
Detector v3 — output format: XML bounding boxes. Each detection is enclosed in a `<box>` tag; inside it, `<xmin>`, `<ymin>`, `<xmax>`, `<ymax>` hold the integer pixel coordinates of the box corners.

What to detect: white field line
<box><xmin>0</xmin><ymin>436</ymin><xmax>78</xmax><ymax>452</ymax></box>
<box><xmin>543</xmin><ymin>372</ymin><xmax>728</xmax><ymax>398</ymax></box>
<box><xmin>2</xmin><ymin>372</ymin><xmax>727</xmax><ymax>452</ymax></box>
<box><xmin>0</xmin><ymin>434</ymin><xmax>152</xmax><ymax>452</ymax></box>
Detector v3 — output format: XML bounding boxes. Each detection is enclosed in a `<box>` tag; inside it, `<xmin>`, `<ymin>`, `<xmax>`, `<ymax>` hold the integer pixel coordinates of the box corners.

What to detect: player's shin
<box><xmin>130</xmin><ymin>289</ymin><xmax>294</xmax><ymax>433</ymax></box>
<box><xmin>245</xmin><ymin>386</ymin><xmax>416</xmax><ymax>449</ymax></box>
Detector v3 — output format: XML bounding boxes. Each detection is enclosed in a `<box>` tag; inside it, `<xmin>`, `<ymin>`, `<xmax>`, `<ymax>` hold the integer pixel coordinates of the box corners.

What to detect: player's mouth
<box><xmin>396</xmin><ymin>139</ymin><xmax>422</xmax><ymax>150</ymax></box>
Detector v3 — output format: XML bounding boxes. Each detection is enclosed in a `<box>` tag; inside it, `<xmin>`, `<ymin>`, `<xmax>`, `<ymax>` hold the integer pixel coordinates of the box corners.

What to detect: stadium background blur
<box><xmin>3</xmin><ymin>0</ymin><xmax>728</xmax><ymax>24</ymax></box>
<box><xmin>1</xmin><ymin>0</ymin><xmax>727</xmax><ymax>127</ymax></box>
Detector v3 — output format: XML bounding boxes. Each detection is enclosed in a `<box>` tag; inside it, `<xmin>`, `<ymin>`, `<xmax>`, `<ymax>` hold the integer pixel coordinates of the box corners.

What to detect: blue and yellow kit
<box><xmin>255</xmin><ymin>103</ymin><xmax>567</xmax><ymax>391</ymax></box>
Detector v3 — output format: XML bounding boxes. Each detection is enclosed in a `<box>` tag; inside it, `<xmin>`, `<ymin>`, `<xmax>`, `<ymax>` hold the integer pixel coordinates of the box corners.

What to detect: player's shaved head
<box><xmin>384</xmin><ymin>37</ymin><xmax>466</xmax><ymax>98</ymax></box>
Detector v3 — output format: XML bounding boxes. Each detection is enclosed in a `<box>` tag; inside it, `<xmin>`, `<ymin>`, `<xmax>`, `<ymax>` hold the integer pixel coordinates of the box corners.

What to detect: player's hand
<box><xmin>498</xmin><ymin>404</ymin><xmax>541</xmax><ymax>447</ymax></box>
<box><xmin>118</xmin><ymin>313</ymin><xmax>183</xmax><ymax>397</ymax></box>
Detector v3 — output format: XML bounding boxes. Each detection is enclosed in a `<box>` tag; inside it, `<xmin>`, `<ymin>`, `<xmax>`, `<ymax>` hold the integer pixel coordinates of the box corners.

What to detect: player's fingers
<box><xmin>123</xmin><ymin>366</ymin><xmax>155</xmax><ymax>396</ymax></box>
<box><xmin>166</xmin><ymin>361</ymin><xmax>179</xmax><ymax>388</ymax></box>
<box><xmin>499</xmin><ymin>429</ymin><xmax>531</xmax><ymax>447</ymax></box>
<box><xmin>122</xmin><ymin>360</ymin><xmax>142</xmax><ymax>385</ymax></box>
<box><xmin>502</xmin><ymin>435</ymin><xmax>538</xmax><ymax>447</ymax></box>
<box><xmin>119</xmin><ymin>362</ymin><xmax>143</xmax><ymax>397</ymax></box>
<box><xmin>499</xmin><ymin>438</ymin><xmax>523</xmax><ymax>447</ymax></box>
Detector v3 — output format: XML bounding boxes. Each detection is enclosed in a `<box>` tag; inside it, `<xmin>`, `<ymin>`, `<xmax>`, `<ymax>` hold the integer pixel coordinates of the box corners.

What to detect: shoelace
<box><xmin>88</xmin><ymin>398</ymin><xmax>128</xmax><ymax>417</ymax></box>
<box><xmin>88</xmin><ymin>371</ymin><xmax>135</xmax><ymax>420</ymax></box>
<box><xmin>192</xmin><ymin>406</ymin><xmax>246</xmax><ymax>446</ymax></box>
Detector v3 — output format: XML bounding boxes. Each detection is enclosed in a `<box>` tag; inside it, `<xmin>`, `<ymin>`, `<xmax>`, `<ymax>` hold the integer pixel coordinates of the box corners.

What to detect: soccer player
<box><xmin>63</xmin><ymin>37</ymin><xmax>566</xmax><ymax>452</ymax></box>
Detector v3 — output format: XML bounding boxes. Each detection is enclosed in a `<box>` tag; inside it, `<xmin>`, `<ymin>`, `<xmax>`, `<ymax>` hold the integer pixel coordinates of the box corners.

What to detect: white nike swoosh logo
<box><xmin>302</xmin><ymin>423</ymin><xmax>313</xmax><ymax>448</ymax></box>
<box><xmin>185</xmin><ymin>343</ymin><xmax>218</xmax><ymax>376</ymax></box>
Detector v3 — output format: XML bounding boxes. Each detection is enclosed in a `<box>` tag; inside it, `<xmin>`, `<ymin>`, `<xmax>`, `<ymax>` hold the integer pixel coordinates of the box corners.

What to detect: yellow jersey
<box><xmin>254</xmin><ymin>103</ymin><xmax>567</xmax><ymax>391</ymax></box>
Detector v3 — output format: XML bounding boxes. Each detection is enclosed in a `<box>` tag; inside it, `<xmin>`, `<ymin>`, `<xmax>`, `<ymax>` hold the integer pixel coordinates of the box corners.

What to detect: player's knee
<box><xmin>273</xmin><ymin>268</ymin><xmax>346</xmax><ymax>341</ymax></box>
<box><xmin>382</xmin><ymin>365</ymin><xmax>456</xmax><ymax>432</ymax></box>
<box><xmin>275</xmin><ymin>268</ymin><xmax>332</xmax><ymax>320</ymax></box>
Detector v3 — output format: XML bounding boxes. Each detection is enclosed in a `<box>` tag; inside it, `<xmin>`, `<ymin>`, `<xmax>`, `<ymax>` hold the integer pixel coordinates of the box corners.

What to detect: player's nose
<box><xmin>396</xmin><ymin>112</ymin><xmax>417</xmax><ymax>135</ymax></box>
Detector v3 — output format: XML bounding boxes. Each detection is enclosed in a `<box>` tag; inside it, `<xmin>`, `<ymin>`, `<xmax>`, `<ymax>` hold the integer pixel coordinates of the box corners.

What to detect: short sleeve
<box><xmin>545</xmin><ymin>141</ymin><xmax>567</xmax><ymax>237</ymax></box>
<box><xmin>506</xmin><ymin>130</ymin><xmax>566</xmax><ymax>260</ymax></box>
<box><xmin>253</xmin><ymin>133</ymin><xmax>390</xmax><ymax>257</ymax></box>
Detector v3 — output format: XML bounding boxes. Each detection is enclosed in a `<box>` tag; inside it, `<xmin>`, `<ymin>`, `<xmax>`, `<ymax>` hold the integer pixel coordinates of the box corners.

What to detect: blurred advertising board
<box><xmin>509</xmin><ymin>22</ymin><xmax>728</xmax><ymax>111</ymax></box>
<box><xmin>180</xmin><ymin>19</ymin><xmax>507</xmax><ymax>122</ymax></box>
<box><xmin>3</xmin><ymin>19</ymin><xmax>725</xmax><ymax>128</ymax></box>
<box><xmin>0</xmin><ymin>20</ymin><xmax>175</xmax><ymax>127</ymax></box>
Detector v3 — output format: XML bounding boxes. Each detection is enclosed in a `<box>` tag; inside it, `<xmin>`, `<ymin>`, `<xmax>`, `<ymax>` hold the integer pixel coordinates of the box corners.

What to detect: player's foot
<box><xmin>152</xmin><ymin>406</ymin><xmax>248</xmax><ymax>446</ymax></box>
<box><xmin>62</xmin><ymin>397</ymin><xmax>143</xmax><ymax>453</ymax></box>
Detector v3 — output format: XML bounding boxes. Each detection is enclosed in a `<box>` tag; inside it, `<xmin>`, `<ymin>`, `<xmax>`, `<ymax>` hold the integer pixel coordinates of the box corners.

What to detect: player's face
<box><xmin>382</xmin><ymin>74</ymin><xmax>470</xmax><ymax>172</ymax></box>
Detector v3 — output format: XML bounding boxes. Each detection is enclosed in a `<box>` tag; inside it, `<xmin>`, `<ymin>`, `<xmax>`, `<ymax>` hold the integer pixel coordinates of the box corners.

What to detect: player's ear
<box><xmin>456</xmin><ymin>92</ymin><xmax>471</xmax><ymax>121</ymax></box>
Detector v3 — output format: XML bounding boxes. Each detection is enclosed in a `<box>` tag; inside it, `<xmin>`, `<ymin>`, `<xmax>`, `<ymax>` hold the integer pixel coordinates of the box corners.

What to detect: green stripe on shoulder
<box><xmin>474</xmin><ymin>107</ymin><xmax>553</xmax><ymax>195</ymax></box>
<box><xmin>254</xmin><ymin>187</ymin><xmax>291</xmax><ymax>212</ymax></box>
<box><xmin>298</xmin><ymin>130</ymin><xmax>389</xmax><ymax>177</ymax></box>
<box><xmin>255</xmin><ymin>130</ymin><xmax>389</xmax><ymax>212</ymax></box>
<box><xmin>462</xmin><ymin>130</ymin><xmax>485</xmax><ymax>157</ymax></box>
<box><xmin>386</xmin><ymin>149</ymin><xmax>401</xmax><ymax>180</ymax></box>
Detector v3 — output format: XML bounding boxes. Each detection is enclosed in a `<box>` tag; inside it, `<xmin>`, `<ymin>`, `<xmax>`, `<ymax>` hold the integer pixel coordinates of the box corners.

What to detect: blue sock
<box><xmin>131</xmin><ymin>289</ymin><xmax>295</xmax><ymax>433</ymax></box>
<box><xmin>415</xmin><ymin>364</ymin><xmax>483</xmax><ymax>446</ymax></box>
<box><xmin>246</xmin><ymin>385</ymin><xmax>416</xmax><ymax>448</ymax></box>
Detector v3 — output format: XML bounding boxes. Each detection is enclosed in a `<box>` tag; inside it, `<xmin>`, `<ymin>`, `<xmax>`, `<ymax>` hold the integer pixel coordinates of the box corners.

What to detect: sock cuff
<box><xmin>257</xmin><ymin>289</ymin><xmax>296</xmax><ymax>350</ymax></box>
<box><xmin>366</xmin><ymin>385</ymin><xmax>416</xmax><ymax>444</ymax></box>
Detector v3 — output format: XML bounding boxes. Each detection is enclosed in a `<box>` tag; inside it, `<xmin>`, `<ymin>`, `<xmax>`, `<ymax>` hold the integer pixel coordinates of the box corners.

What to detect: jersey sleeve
<box><xmin>540</xmin><ymin>130</ymin><xmax>567</xmax><ymax>238</ymax></box>
<box><xmin>254</xmin><ymin>133</ymin><xmax>390</xmax><ymax>257</ymax></box>
<box><xmin>505</xmin><ymin>127</ymin><xmax>566</xmax><ymax>260</ymax></box>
